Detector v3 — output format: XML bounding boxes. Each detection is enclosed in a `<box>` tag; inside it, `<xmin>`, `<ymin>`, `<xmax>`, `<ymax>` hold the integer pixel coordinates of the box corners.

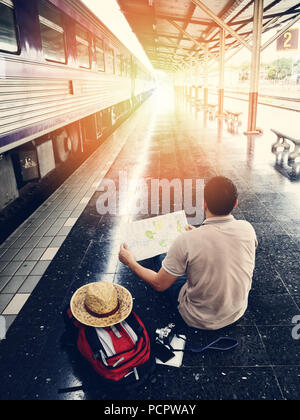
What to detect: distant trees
<box><xmin>238</xmin><ymin>57</ymin><xmax>299</xmax><ymax>81</ymax></box>
<box><xmin>265</xmin><ymin>58</ymin><xmax>293</xmax><ymax>80</ymax></box>
<box><xmin>293</xmin><ymin>59</ymin><xmax>300</xmax><ymax>74</ymax></box>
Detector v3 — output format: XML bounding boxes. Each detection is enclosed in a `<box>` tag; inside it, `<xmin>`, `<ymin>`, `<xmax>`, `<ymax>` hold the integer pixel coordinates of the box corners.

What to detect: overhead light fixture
<box><xmin>149</xmin><ymin>0</ymin><xmax>154</xmax><ymax>6</ymax></box>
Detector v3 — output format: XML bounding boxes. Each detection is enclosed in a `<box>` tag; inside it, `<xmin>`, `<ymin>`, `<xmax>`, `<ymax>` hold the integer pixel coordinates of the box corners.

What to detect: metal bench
<box><xmin>225</xmin><ymin>111</ymin><xmax>243</xmax><ymax>133</ymax></box>
<box><xmin>194</xmin><ymin>99</ymin><xmax>203</xmax><ymax>110</ymax></box>
<box><xmin>271</xmin><ymin>129</ymin><xmax>300</xmax><ymax>170</ymax></box>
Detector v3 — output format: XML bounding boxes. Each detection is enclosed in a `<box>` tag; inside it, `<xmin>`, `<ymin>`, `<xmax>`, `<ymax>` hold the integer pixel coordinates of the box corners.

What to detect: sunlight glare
<box><xmin>81</xmin><ymin>0</ymin><xmax>153</xmax><ymax>72</ymax></box>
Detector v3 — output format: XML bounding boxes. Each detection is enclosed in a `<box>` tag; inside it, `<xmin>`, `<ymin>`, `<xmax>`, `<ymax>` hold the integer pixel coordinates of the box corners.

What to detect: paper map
<box><xmin>123</xmin><ymin>211</ymin><xmax>188</xmax><ymax>261</ymax></box>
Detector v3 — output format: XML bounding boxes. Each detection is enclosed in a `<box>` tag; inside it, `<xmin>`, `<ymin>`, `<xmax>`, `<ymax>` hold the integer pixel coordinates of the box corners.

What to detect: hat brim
<box><xmin>70</xmin><ymin>283</ymin><xmax>133</xmax><ymax>327</ymax></box>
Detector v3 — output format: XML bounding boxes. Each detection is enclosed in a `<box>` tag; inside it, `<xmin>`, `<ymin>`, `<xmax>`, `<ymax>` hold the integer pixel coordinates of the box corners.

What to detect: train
<box><xmin>0</xmin><ymin>0</ymin><xmax>155</xmax><ymax>211</ymax></box>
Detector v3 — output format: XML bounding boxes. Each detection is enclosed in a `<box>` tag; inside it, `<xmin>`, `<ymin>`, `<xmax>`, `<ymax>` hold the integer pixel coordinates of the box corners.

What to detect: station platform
<box><xmin>0</xmin><ymin>90</ymin><xmax>299</xmax><ymax>400</ymax></box>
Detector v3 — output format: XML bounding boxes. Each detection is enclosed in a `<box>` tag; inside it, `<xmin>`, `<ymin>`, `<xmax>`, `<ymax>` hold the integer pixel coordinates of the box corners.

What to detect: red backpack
<box><xmin>66</xmin><ymin>308</ymin><xmax>154</xmax><ymax>386</ymax></box>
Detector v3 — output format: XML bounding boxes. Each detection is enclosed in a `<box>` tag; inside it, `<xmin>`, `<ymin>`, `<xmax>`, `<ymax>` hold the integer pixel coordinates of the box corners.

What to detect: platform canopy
<box><xmin>117</xmin><ymin>0</ymin><xmax>300</xmax><ymax>72</ymax></box>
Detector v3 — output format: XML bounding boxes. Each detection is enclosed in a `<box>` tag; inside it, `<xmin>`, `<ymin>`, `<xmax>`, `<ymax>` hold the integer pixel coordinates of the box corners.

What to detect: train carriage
<box><xmin>0</xmin><ymin>0</ymin><xmax>155</xmax><ymax>211</ymax></box>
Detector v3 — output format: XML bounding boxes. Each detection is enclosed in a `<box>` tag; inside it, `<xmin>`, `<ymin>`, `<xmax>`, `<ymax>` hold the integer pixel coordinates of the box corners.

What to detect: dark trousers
<box><xmin>152</xmin><ymin>253</ymin><xmax>187</xmax><ymax>310</ymax></box>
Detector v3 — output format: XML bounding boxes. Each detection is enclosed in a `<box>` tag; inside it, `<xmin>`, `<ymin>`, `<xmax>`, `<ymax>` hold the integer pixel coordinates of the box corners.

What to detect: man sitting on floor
<box><xmin>119</xmin><ymin>176</ymin><xmax>258</xmax><ymax>330</ymax></box>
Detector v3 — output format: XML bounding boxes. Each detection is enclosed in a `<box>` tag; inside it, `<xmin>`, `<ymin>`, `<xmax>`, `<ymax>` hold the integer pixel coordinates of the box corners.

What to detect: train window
<box><xmin>38</xmin><ymin>0</ymin><xmax>66</xmax><ymax>63</ymax></box>
<box><xmin>123</xmin><ymin>57</ymin><xmax>127</xmax><ymax>77</ymax></box>
<box><xmin>128</xmin><ymin>58</ymin><xmax>132</xmax><ymax>77</ymax></box>
<box><xmin>75</xmin><ymin>24</ymin><xmax>90</xmax><ymax>69</ymax></box>
<box><xmin>0</xmin><ymin>0</ymin><xmax>18</xmax><ymax>53</ymax></box>
<box><xmin>106</xmin><ymin>48</ymin><xmax>115</xmax><ymax>74</ymax></box>
<box><xmin>95</xmin><ymin>38</ymin><xmax>105</xmax><ymax>72</ymax></box>
<box><xmin>125</xmin><ymin>57</ymin><xmax>131</xmax><ymax>77</ymax></box>
<box><xmin>116</xmin><ymin>54</ymin><xmax>123</xmax><ymax>76</ymax></box>
<box><xmin>95</xmin><ymin>112</ymin><xmax>103</xmax><ymax>138</ymax></box>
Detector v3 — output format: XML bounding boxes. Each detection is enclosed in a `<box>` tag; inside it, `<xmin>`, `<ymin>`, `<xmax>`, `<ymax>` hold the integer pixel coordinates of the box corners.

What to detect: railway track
<box><xmin>209</xmin><ymin>89</ymin><xmax>300</xmax><ymax>112</ymax></box>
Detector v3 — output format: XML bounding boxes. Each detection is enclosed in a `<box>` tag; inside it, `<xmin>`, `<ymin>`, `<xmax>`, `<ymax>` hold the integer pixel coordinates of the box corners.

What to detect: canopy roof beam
<box><xmin>232</xmin><ymin>7</ymin><xmax>300</xmax><ymax>27</ymax></box>
<box><xmin>190</xmin><ymin>0</ymin><xmax>252</xmax><ymax>51</ymax></box>
<box><xmin>261</xmin><ymin>11</ymin><xmax>300</xmax><ymax>51</ymax></box>
<box><xmin>167</xmin><ymin>18</ymin><xmax>216</xmax><ymax>63</ymax></box>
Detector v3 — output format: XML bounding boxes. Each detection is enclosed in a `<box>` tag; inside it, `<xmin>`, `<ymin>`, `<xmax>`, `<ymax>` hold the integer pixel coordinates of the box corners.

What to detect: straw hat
<box><xmin>70</xmin><ymin>282</ymin><xmax>133</xmax><ymax>327</ymax></box>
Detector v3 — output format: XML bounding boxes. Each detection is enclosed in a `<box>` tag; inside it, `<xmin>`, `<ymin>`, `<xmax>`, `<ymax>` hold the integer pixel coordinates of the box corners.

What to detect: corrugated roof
<box><xmin>117</xmin><ymin>0</ymin><xmax>300</xmax><ymax>71</ymax></box>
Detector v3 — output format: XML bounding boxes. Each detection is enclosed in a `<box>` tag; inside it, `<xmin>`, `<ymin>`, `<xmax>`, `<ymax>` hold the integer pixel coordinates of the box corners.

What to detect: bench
<box><xmin>271</xmin><ymin>129</ymin><xmax>300</xmax><ymax>170</ymax></box>
<box><xmin>225</xmin><ymin>111</ymin><xmax>243</xmax><ymax>133</ymax></box>
<box><xmin>194</xmin><ymin>98</ymin><xmax>203</xmax><ymax>110</ymax></box>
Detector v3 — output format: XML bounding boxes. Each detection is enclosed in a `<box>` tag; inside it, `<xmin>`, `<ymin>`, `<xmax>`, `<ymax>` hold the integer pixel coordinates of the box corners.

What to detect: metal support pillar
<box><xmin>182</xmin><ymin>86</ymin><xmax>185</xmax><ymax>99</ymax></box>
<box><xmin>218</xmin><ymin>28</ymin><xmax>225</xmax><ymax>117</ymax></box>
<box><xmin>191</xmin><ymin>0</ymin><xmax>251</xmax><ymax>51</ymax></box>
<box><xmin>195</xmin><ymin>60</ymin><xmax>201</xmax><ymax>107</ymax></box>
<box><xmin>195</xmin><ymin>85</ymin><xmax>199</xmax><ymax>102</ymax></box>
<box><xmin>245</xmin><ymin>0</ymin><xmax>264</xmax><ymax>135</ymax></box>
<box><xmin>203</xmin><ymin>46</ymin><xmax>209</xmax><ymax>109</ymax></box>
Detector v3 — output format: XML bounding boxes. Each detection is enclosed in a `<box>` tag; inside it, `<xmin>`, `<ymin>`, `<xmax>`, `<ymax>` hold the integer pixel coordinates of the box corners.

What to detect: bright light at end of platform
<box><xmin>81</xmin><ymin>0</ymin><xmax>153</xmax><ymax>72</ymax></box>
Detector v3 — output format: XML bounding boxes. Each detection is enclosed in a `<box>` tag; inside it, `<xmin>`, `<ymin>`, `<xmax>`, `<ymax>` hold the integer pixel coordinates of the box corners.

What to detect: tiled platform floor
<box><xmin>0</xmin><ymin>109</ymin><xmax>142</xmax><ymax>329</ymax></box>
<box><xmin>0</xmin><ymin>90</ymin><xmax>299</xmax><ymax>400</ymax></box>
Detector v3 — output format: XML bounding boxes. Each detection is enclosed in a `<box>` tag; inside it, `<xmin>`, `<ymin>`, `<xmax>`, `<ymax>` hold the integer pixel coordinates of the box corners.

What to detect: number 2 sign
<box><xmin>277</xmin><ymin>28</ymin><xmax>299</xmax><ymax>51</ymax></box>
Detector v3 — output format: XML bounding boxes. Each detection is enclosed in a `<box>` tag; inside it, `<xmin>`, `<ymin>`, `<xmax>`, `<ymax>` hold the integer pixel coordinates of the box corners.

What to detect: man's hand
<box><xmin>119</xmin><ymin>244</ymin><xmax>178</xmax><ymax>292</ymax></box>
<box><xmin>119</xmin><ymin>243</ymin><xmax>136</xmax><ymax>268</ymax></box>
<box><xmin>185</xmin><ymin>225</ymin><xmax>196</xmax><ymax>231</ymax></box>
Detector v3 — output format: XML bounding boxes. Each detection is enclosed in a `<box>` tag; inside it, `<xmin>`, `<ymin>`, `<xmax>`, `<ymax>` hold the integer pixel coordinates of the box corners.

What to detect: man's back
<box><xmin>162</xmin><ymin>215</ymin><xmax>258</xmax><ymax>330</ymax></box>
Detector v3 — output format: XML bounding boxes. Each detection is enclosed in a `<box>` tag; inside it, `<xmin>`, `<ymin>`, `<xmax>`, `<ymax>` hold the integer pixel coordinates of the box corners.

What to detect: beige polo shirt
<box><xmin>162</xmin><ymin>215</ymin><xmax>258</xmax><ymax>330</ymax></box>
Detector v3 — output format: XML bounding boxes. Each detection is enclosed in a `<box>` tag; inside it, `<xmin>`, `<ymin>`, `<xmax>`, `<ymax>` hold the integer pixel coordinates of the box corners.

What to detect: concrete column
<box><xmin>246</xmin><ymin>0</ymin><xmax>264</xmax><ymax>134</ymax></box>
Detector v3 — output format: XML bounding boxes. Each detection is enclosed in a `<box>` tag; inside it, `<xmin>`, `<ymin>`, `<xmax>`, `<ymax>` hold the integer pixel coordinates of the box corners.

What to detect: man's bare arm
<box><xmin>119</xmin><ymin>244</ymin><xmax>178</xmax><ymax>292</ymax></box>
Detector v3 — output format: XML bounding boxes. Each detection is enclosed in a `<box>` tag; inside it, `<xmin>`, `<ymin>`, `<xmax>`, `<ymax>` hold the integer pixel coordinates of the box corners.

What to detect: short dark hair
<box><xmin>204</xmin><ymin>176</ymin><xmax>238</xmax><ymax>216</ymax></box>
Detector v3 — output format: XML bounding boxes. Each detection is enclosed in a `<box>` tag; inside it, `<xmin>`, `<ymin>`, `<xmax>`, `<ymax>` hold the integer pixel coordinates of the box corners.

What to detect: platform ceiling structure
<box><xmin>118</xmin><ymin>0</ymin><xmax>300</xmax><ymax>71</ymax></box>
<box><xmin>118</xmin><ymin>0</ymin><xmax>300</xmax><ymax>133</ymax></box>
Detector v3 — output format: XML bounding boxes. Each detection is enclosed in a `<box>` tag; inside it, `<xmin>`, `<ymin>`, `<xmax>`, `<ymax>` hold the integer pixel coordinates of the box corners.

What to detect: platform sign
<box><xmin>277</xmin><ymin>28</ymin><xmax>299</xmax><ymax>51</ymax></box>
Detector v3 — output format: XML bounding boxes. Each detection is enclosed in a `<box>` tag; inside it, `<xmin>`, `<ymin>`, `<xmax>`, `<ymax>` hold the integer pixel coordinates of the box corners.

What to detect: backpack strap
<box><xmin>84</xmin><ymin>327</ymin><xmax>106</xmax><ymax>361</ymax></box>
<box><xmin>84</xmin><ymin>312</ymin><xmax>146</xmax><ymax>362</ymax></box>
<box><xmin>124</xmin><ymin>312</ymin><xmax>144</xmax><ymax>338</ymax></box>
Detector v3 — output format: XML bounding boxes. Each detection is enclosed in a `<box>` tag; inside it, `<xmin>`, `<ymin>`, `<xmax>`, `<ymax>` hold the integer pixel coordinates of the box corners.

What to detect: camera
<box><xmin>155</xmin><ymin>323</ymin><xmax>176</xmax><ymax>346</ymax></box>
<box><xmin>154</xmin><ymin>323</ymin><xmax>187</xmax><ymax>366</ymax></box>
